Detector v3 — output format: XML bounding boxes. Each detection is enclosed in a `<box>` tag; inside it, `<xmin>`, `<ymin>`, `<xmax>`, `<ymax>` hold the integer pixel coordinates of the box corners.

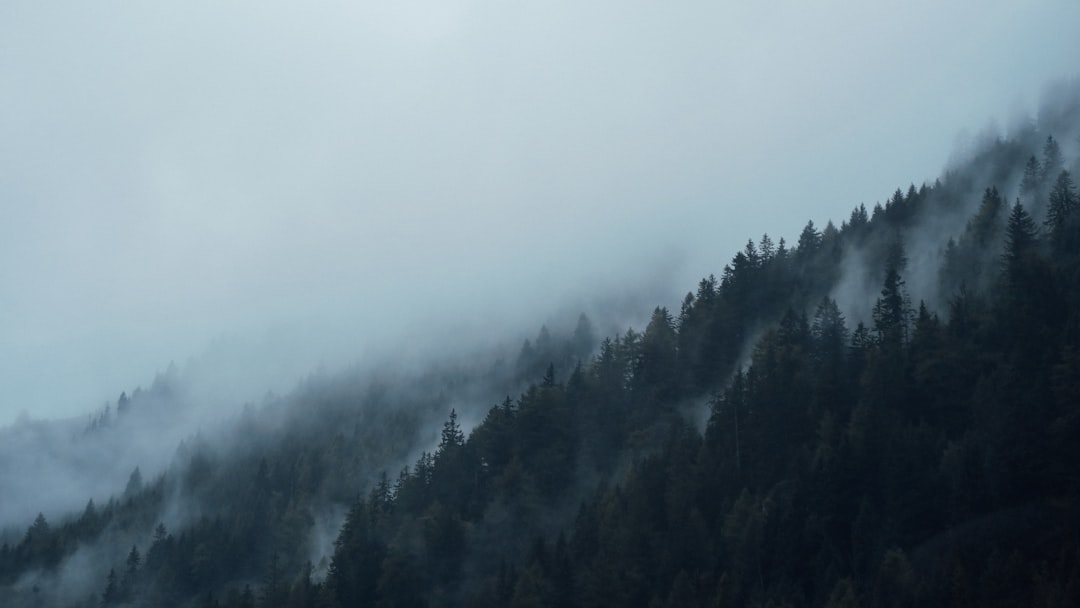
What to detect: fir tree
<box><xmin>1002</xmin><ymin>199</ymin><xmax>1038</xmax><ymax>276</ymax></box>
<box><xmin>1041</xmin><ymin>135</ymin><xmax>1064</xmax><ymax>183</ymax></box>
<box><xmin>1046</xmin><ymin>170</ymin><xmax>1077</xmax><ymax>251</ymax></box>
<box><xmin>438</xmin><ymin>409</ymin><xmax>465</xmax><ymax>455</ymax></box>
<box><xmin>1020</xmin><ymin>155</ymin><xmax>1041</xmax><ymax>200</ymax></box>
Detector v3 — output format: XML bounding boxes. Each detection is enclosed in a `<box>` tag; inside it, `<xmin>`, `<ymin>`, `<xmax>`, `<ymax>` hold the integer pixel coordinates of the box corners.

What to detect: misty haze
<box><xmin>3</xmin><ymin>2</ymin><xmax>1080</xmax><ymax>607</ymax></box>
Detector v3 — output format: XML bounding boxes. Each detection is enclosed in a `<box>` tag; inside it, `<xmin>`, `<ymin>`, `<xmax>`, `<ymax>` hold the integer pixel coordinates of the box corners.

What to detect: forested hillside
<box><xmin>2</xmin><ymin>88</ymin><xmax>1080</xmax><ymax>607</ymax></box>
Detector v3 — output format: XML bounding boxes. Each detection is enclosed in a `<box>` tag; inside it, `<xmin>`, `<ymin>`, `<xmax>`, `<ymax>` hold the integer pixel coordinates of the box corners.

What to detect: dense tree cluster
<box><xmin>2</xmin><ymin>105</ymin><xmax>1080</xmax><ymax>607</ymax></box>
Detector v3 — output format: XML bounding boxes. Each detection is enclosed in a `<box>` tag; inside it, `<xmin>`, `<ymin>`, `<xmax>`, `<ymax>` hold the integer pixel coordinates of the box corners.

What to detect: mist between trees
<box><xmin>2</xmin><ymin>81</ymin><xmax>1080</xmax><ymax>607</ymax></box>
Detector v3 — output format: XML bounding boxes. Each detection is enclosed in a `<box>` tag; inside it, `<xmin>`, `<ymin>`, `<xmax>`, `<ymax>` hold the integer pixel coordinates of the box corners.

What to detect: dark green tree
<box><xmin>571</xmin><ymin>313</ymin><xmax>595</xmax><ymax>360</ymax></box>
<box><xmin>1046</xmin><ymin>170</ymin><xmax>1077</xmax><ymax>228</ymax></box>
<box><xmin>1002</xmin><ymin>199</ymin><xmax>1038</xmax><ymax>278</ymax></box>
<box><xmin>969</xmin><ymin>186</ymin><xmax>1006</xmax><ymax>246</ymax></box>
<box><xmin>125</xmin><ymin>466</ymin><xmax>143</xmax><ymax>496</ymax></box>
<box><xmin>437</xmin><ymin>409</ymin><xmax>465</xmax><ymax>456</ymax></box>
<box><xmin>1020</xmin><ymin>155</ymin><xmax>1041</xmax><ymax>201</ymax></box>
<box><xmin>872</xmin><ymin>266</ymin><xmax>910</xmax><ymax>348</ymax></box>
<box><xmin>327</xmin><ymin>500</ymin><xmax>384</xmax><ymax>607</ymax></box>
<box><xmin>121</xmin><ymin>544</ymin><xmax>140</xmax><ymax>598</ymax></box>
<box><xmin>634</xmin><ymin>307</ymin><xmax>680</xmax><ymax>402</ymax></box>
<box><xmin>1040</xmin><ymin>135</ymin><xmax>1063</xmax><ymax>184</ymax></box>
<box><xmin>1046</xmin><ymin>170</ymin><xmax>1077</xmax><ymax>253</ymax></box>
<box><xmin>759</xmin><ymin>233</ymin><xmax>775</xmax><ymax>261</ymax></box>
<box><xmin>848</xmin><ymin>203</ymin><xmax>870</xmax><ymax>234</ymax></box>
<box><xmin>797</xmin><ymin>220</ymin><xmax>822</xmax><ymax>256</ymax></box>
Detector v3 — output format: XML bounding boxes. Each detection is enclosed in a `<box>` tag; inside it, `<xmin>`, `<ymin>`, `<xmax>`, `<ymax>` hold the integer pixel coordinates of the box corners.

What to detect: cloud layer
<box><xmin>2</xmin><ymin>0</ymin><xmax>1079</xmax><ymax>421</ymax></box>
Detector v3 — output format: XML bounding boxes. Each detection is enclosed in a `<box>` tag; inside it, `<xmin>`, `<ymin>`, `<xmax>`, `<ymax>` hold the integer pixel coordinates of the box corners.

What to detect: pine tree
<box><xmin>542</xmin><ymin>363</ymin><xmax>556</xmax><ymax>387</ymax></box>
<box><xmin>1046</xmin><ymin>170</ymin><xmax>1077</xmax><ymax>252</ymax></box>
<box><xmin>968</xmin><ymin>187</ymin><xmax>1005</xmax><ymax>246</ymax></box>
<box><xmin>822</xmin><ymin>220</ymin><xmax>841</xmax><ymax>254</ymax></box>
<box><xmin>153</xmin><ymin>522</ymin><xmax>168</xmax><ymax>543</ymax></box>
<box><xmin>26</xmin><ymin>512</ymin><xmax>49</xmax><ymax>542</ymax></box>
<box><xmin>124</xmin><ymin>467</ymin><xmax>143</xmax><ymax>496</ymax></box>
<box><xmin>635</xmin><ymin>307</ymin><xmax>679</xmax><ymax>400</ymax></box>
<box><xmin>1020</xmin><ymin>155</ymin><xmax>1041</xmax><ymax>200</ymax></box>
<box><xmin>873</xmin><ymin>259</ymin><xmax>911</xmax><ymax>348</ymax></box>
<box><xmin>22</xmin><ymin>512</ymin><xmax>54</xmax><ymax>567</ymax></box>
<box><xmin>743</xmin><ymin>239</ymin><xmax>760</xmax><ymax>268</ymax></box>
<box><xmin>572</xmin><ymin>313</ymin><xmax>595</xmax><ymax>359</ymax></box>
<box><xmin>797</xmin><ymin>220</ymin><xmax>822</xmax><ymax>256</ymax></box>
<box><xmin>848</xmin><ymin>203</ymin><xmax>869</xmax><ymax>233</ymax></box>
<box><xmin>369</xmin><ymin>470</ymin><xmax>394</xmax><ymax>515</ymax></box>
<box><xmin>758</xmin><ymin>233</ymin><xmax>775</xmax><ymax>261</ymax></box>
<box><xmin>1002</xmin><ymin>199</ymin><xmax>1038</xmax><ymax>277</ymax></box>
<box><xmin>122</xmin><ymin>544</ymin><xmax>140</xmax><ymax>596</ymax></box>
<box><xmin>327</xmin><ymin>500</ymin><xmax>383</xmax><ymax>607</ymax></box>
<box><xmin>776</xmin><ymin>237</ymin><xmax>789</xmax><ymax>260</ymax></box>
<box><xmin>811</xmin><ymin>297</ymin><xmax>848</xmax><ymax>367</ymax></box>
<box><xmin>438</xmin><ymin>409</ymin><xmax>465</xmax><ymax>455</ymax></box>
<box><xmin>1041</xmin><ymin>135</ymin><xmax>1063</xmax><ymax>184</ymax></box>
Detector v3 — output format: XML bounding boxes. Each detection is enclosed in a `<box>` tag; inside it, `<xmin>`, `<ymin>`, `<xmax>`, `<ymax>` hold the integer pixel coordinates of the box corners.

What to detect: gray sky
<box><xmin>2</xmin><ymin>0</ymin><xmax>1079</xmax><ymax>422</ymax></box>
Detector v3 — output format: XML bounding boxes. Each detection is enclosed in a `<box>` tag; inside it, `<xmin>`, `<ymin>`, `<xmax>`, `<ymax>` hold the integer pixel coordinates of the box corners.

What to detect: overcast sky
<box><xmin>2</xmin><ymin>1</ymin><xmax>1079</xmax><ymax>422</ymax></box>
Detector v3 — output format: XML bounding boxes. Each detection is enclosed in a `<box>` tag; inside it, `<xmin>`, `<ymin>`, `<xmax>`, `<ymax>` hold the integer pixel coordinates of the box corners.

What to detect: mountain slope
<box><xmin>2</xmin><ymin>84</ymin><xmax>1080</xmax><ymax>607</ymax></box>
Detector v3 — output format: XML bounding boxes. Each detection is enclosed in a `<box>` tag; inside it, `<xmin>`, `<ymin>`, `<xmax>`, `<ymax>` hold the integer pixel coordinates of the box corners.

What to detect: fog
<box><xmin>3</xmin><ymin>1</ymin><xmax>1080</xmax><ymax>426</ymax></box>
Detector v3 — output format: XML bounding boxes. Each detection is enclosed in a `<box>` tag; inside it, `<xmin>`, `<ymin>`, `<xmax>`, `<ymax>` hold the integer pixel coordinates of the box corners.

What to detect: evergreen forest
<box><xmin>2</xmin><ymin>90</ymin><xmax>1080</xmax><ymax>608</ymax></box>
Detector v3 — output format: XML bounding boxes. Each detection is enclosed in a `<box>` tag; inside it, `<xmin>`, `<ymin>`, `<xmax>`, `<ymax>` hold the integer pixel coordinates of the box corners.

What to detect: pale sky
<box><xmin>2</xmin><ymin>1</ymin><xmax>1079</xmax><ymax>422</ymax></box>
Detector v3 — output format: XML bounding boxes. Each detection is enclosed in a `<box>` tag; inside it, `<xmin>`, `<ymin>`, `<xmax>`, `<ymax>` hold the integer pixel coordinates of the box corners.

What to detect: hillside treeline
<box><xmin>2</xmin><ymin>96</ymin><xmax>1079</xmax><ymax>607</ymax></box>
